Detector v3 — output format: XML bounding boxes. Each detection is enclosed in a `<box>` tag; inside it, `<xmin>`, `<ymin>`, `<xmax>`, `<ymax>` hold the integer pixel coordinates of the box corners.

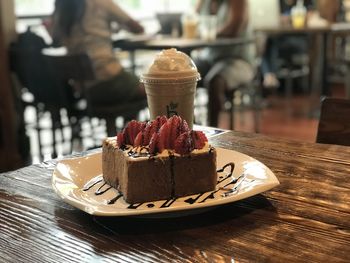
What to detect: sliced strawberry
<box><xmin>142</xmin><ymin>122</ymin><xmax>153</xmax><ymax>146</ymax></box>
<box><xmin>158</xmin><ymin>115</ymin><xmax>168</xmax><ymax>127</ymax></box>
<box><xmin>124</xmin><ymin>120</ymin><xmax>144</xmax><ymax>145</ymax></box>
<box><xmin>158</xmin><ymin>121</ymin><xmax>170</xmax><ymax>152</ymax></box>
<box><xmin>144</xmin><ymin>119</ymin><xmax>159</xmax><ymax>145</ymax></box>
<box><xmin>180</xmin><ymin>119</ymin><xmax>190</xmax><ymax>134</ymax></box>
<box><xmin>142</xmin><ymin>116</ymin><xmax>166</xmax><ymax>145</ymax></box>
<box><xmin>149</xmin><ymin>133</ymin><xmax>159</xmax><ymax>154</ymax></box>
<box><xmin>134</xmin><ymin>131</ymin><xmax>143</xmax><ymax>147</ymax></box>
<box><xmin>117</xmin><ymin>132</ymin><xmax>125</xmax><ymax>148</ymax></box>
<box><xmin>123</xmin><ymin>123</ymin><xmax>131</xmax><ymax>145</ymax></box>
<box><xmin>167</xmin><ymin>115</ymin><xmax>182</xmax><ymax>149</ymax></box>
<box><xmin>174</xmin><ymin>131</ymin><xmax>194</xmax><ymax>155</ymax></box>
<box><xmin>129</xmin><ymin>120</ymin><xmax>139</xmax><ymax>144</ymax></box>
<box><xmin>197</xmin><ymin>130</ymin><xmax>208</xmax><ymax>142</ymax></box>
<box><xmin>191</xmin><ymin>131</ymin><xmax>207</xmax><ymax>149</ymax></box>
<box><xmin>140</xmin><ymin>121</ymin><xmax>147</xmax><ymax>131</ymax></box>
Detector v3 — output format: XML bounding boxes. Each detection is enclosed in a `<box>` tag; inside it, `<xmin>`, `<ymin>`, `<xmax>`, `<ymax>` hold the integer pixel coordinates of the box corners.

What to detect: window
<box><xmin>14</xmin><ymin>0</ymin><xmax>196</xmax><ymax>34</ymax></box>
<box><xmin>15</xmin><ymin>0</ymin><xmax>196</xmax><ymax>17</ymax></box>
<box><xmin>118</xmin><ymin>0</ymin><xmax>197</xmax><ymax>19</ymax></box>
<box><xmin>15</xmin><ymin>0</ymin><xmax>54</xmax><ymax>17</ymax></box>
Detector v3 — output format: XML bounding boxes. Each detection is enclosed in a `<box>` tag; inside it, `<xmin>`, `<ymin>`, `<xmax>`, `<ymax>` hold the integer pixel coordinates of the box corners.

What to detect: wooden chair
<box><xmin>42</xmin><ymin>50</ymin><xmax>147</xmax><ymax>138</ymax></box>
<box><xmin>9</xmin><ymin>42</ymin><xmax>72</xmax><ymax>159</ymax></box>
<box><xmin>316</xmin><ymin>97</ymin><xmax>350</xmax><ymax>146</ymax></box>
<box><xmin>276</xmin><ymin>64</ymin><xmax>309</xmax><ymax>114</ymax></box>
<box><xmin>225</xmin><ymin>34</ymin><xmax>267</xmax><ymax>132</ymax></box>
<box><xmin>225</xmin><ymin>80</ymin><xmax>262</xmax><ymax>132</ymax></box>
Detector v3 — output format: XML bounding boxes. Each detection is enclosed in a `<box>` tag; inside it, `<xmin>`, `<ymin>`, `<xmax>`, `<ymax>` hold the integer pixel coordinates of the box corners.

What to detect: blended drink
<box><xmin>140</xmin><ymin>48</ymin><xmax>200</xmax><ymax>129</ymax></box>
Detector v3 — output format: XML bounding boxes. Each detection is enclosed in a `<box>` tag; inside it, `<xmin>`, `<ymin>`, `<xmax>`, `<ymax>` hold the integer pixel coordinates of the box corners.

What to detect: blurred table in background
<box><xmin>257</xmin><ymin>23</ymin><xmax>350</xmax><ymax>116</ymax></box>
<box><xmin>112</xmin><ymin>34</ymin><xmax>254</xmax><ymax>72</ymax></box>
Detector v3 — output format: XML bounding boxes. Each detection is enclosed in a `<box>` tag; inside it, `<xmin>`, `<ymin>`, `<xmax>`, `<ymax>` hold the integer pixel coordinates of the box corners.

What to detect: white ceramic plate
<box><xmin>52</xmin><ymin>148</ymin><xmax>279</xmax><ymax>217</ymax></box>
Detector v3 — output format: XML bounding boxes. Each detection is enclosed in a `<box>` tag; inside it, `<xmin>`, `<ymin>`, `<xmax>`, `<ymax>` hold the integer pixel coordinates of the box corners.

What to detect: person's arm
<box><xmin>100</xmin><ymin>0</ymin><xmax>144</xmax><ymax>34</ymax></box>
<box><xmin>48</xmin><ymin>11</ymin><xmax>63</xmax><ymax>47</ymax></box>
<box><xmin>217</xmin><ymin>0</ymin><xmax>248</xmax><ymax>37</ymax></box>
<box><xmin>317</xmin><ymin>0</ymin><xmax>339</xmax><ymax>23</ymax></box>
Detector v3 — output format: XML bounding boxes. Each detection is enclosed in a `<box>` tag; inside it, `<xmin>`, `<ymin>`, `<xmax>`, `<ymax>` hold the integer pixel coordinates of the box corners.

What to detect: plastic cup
<box><xmin>291</xmin><ymin>2</ymin><xmax>306</xmax><ymax>29</ymax></box>
<box><xmin>199</xmin><ymin>15</ymin><xmax>217</xmax><ymax>41</ymax></box>
<box><xmin>291</xmin><ymin>13</ymin><xmax>306</xmax><ymax>29</ymax></box>
<box><xmin>140</xmin><ymin>72</ymin><xmax>200</xmax><ymax>129</ymax></box>
<box><xmin>182</xmin><ymin>14</ymin><xmax>198</xmax><ymax>39</ymax></box>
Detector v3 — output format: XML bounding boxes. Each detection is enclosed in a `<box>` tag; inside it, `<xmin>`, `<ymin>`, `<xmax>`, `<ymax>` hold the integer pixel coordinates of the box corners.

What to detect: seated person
<box><xmin>50</xmin><ymin>0</ymin><xmax>145</xmax><ymax>106</ymax></box>
<box><xmin>194</xmin><ymin>0</ymin><xmax>255</xmax><ymax>127</ymax></box>
<box><xmin>261</xmin><ymin>35</ymin><xmax>309</xmax><ymax>88</ymax></box>
<box><xmin>261</xmin><ymin>0</ymin><xmax>314</xmax><ymax>88</ymax></box>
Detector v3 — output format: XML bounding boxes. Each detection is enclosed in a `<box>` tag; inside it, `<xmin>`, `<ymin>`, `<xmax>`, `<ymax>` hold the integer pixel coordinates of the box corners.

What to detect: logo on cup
<box><xmin>166</xmin><ymin>101</ymin><xmax>178</xmax><ymax>117</ymax></box>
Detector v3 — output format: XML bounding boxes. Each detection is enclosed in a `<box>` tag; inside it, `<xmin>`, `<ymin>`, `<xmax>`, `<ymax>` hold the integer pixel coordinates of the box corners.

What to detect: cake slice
<box><xmin>102</xmin><ymin>116</ymin><xmax>217</xmax><ymax>204</ymax></box>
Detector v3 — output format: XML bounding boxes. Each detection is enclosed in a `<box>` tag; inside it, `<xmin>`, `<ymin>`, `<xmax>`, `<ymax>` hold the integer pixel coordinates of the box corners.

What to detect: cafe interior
<box><xmin>0</xmin><ymin>0</ymin><xmax>349</xmax><ymax>169</ymax></box>
<box><xmin>1</xmin><ymin>1</ymin><xmax>350</xmax><ymax>262</ymax></box>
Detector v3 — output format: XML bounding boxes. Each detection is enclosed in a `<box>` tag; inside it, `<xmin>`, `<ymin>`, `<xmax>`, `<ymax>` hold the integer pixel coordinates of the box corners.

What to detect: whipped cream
<box><xmin>147</xmin><ymin>48</ymin><xmax>198</xmax><ymax>76</ymax></box>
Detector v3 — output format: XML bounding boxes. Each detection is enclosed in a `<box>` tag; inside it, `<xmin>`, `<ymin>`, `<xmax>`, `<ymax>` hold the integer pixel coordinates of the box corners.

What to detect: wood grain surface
<box><xmin>1</xmin><ymin>131</ymin><xmax>350</xmax><ymax>263</ymax></box>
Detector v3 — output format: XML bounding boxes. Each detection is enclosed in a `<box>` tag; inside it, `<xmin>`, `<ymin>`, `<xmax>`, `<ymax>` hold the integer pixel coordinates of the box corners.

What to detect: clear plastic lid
<box><xmin>142</xmin><ymin>48</ymin><xmax>199</xmax><ymax>79</ymax></box>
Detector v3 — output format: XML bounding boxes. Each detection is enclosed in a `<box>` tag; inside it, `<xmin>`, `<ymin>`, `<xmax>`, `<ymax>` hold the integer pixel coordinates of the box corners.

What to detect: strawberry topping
<box><xmin>116</xmin><ymin>132</ymin><xmax>125</xmax><ymax>148</ymax></box>
<box><xmin>149</xmin><ymin>133</ymin><xmax>159</xmax><ymax>154</ymax></box>
<box><xmin>117</xmin><ymin>120</ymin><xmax>145</xmax><ymax>146</ymax></box>
<box><xmin>116</xmin><ymin>115</ymin><xmax>208</xmax><ymax>155</ymax></box>
<box><xmin>134</xmin><ymin>131</ymin><xmax>143</xmax><ymax>147</ymax></box>
<box><xmin>143</xmin><ymin>116</ymin><xmax>167</xmax><ymax>146</ymax></box>
<box><xmin>158</xmin><ymin>121</ymin><xmax>170</xmax><ymax>152</ymax></box>
<box><xmin>191</xmin><ymin>131</ymin><xmax>208</xmax><ymax>149</ymax></box>
<box><xmin>174</xmin><ymin>131</ymin><xmax>194</xmax><ymax>155</ymax></box>
<box><xmin>167</xmin><ymin>115</ymin><xmax>182</xmax><ymax>149</ymax></box>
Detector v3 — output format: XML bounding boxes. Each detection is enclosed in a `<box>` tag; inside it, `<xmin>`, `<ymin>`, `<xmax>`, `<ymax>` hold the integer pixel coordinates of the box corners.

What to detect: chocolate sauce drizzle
<box><xmin>82</xmin><ymin>176</ymin><xmax>103</xmax><ymax>191</ymax></box>
<box><xmin>127</xmin><ymin>146</ymin><xmax>150</xmax><ymax>158</ymax></box>
<box><xmin>217</xmin><ymin>163</ymin><xmax>235</xmax><ymax>183</ymax></box>
<box><xmin>82</xmin><ymin>161</ymin><xmax>250</xmax><ymax>210</ymax></box>
<box><xmin>95</xmin><ymin>182</ymin><xmax>112</xmax><ymax>195</ymax></box>
<box><xmin>107</xmin><ymin>194</ymin><xmax>123</xmax><ymax>205</ymax></box>
<box><xmin>160</xmin><ymin>198</ymin><xmax>177</xmax><ymax>208</ymax></box>
<box><xmin>169</xmin><ymin>152</ymin><xmax>176</xmax><ymax>198</ymax></box>
<box><xmin>185</xmin><ymin>193</ymin><xmax>205</xmax><ymax>204</ymax></box>
<box><xmin>196</xmin><ymin>163</ymin><xmax>236</xmax><ymax>203</ymax></box>
<box><xmin>128</xmin><ymin>203</ymin><xmax>143</xmax><ymax>209</ymax></box>
<box><xmin>221</xmin><ymin>174</ymin><xmax>251</xmax><ymax>197</ymax></box>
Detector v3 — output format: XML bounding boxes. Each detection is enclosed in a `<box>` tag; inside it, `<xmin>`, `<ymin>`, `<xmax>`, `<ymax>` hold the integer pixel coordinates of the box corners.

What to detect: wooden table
<box><xmin>113</xmin><ymin>35</ymin><xmax>253</xmax><ymax>54</ymax></box>
<box><xmin>1</xmin><ymin>130</ymin><xmax>350</xmax><ymax>262</ymax></box>
<box><xmin>257</xmin><ymin>23</ymin><xmax>350</xmax><ymax>99</ymax></box>
<box><xmin>112</xmin><ymin>35</ymin><xmax>253</xmax><ymax>72</ymax></box>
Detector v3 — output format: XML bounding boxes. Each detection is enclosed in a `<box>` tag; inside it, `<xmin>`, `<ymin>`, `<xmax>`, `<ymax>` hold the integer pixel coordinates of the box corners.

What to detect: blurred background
<box><xmin>1</xmin><ymin>0</ymin><xmax>349</xmax><ymax>171</ymax></box>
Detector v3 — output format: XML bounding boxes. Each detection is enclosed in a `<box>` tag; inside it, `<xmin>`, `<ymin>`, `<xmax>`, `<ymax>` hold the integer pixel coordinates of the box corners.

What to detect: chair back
<box><xmin>9</xmin><ymin>34</ymin><xmax>69</xmax><ymax>109</ymax></box>
<box><xmin>42</xmin><ymin>50</ymin><xmax>96</xmax><ymax>120</ymax></box>
<box><xmin>42</xmin><ymin>50</ymin><xmax>95</xmax><ymax>83</ymax></box>
<box><xmin>42</xmin><ymin>50</ymin><xmax>147</xmax><ymax>135</ymax></box>
<box><xmin>316</xmin><ymin>97</ymin><xmax>350</xmax><ymax>146</ymax></box>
